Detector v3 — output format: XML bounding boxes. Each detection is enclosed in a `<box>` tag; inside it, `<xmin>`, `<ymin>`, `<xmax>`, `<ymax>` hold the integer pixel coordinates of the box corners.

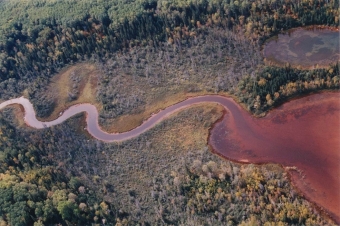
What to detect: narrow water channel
<box><xmin>1</xmin><ymin>92</ymin><xmax>339</xmax><ymax>222</ymax></box>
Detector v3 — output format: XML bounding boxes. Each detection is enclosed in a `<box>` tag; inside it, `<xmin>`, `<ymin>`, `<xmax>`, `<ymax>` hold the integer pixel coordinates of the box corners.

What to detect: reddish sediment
<box><xmin>209</xmin><ymin>92</ymin><xmax>340</xmax><ymax>223</ymax></box>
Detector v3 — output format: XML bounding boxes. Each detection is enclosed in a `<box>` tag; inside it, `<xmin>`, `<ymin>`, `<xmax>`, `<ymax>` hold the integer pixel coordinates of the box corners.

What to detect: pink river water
<box><xmin>0</xmin><ymin>93</ymin><xmax>339</xmax><ymax>223</ymax></box>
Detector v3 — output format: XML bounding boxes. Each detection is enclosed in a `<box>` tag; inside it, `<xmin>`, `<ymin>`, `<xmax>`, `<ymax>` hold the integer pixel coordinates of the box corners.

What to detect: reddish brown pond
<box><xmin>209</xmin><ymin>92</ymin><xmax>340</xmax><ymax>223</ymax></box>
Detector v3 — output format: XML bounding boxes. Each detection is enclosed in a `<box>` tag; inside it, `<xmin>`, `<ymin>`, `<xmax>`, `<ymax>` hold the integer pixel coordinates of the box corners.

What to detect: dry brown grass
<box><xmin>102</xmin><ymin>90</ymin><xmax>220</xmax><ymax>133</ymax></box>
<box><xmin>37</xmin><ymin>62</ymin><xmax>231</xmax><ymax>133</ymax></box>
<box><xmin>150</xmin><ymin>102</ymin><xmax>224</xmax><ymax>149</ymax></box>
<box><xmin>100</xmin><ymin>103</ymin><xmax>225</xmax><ymax>205</ymax></box>
<box><xmin>9</xmin><ymin>105</ymin><xmax>27</xmax><ymax>127</ymax></box>
<box><xmin>37</xmin><ymin>63</ymin><xmax>101</xmax><ymax>121</ymax></box>
<box><xmin>35</xmin><ymin>62</ymin><xmax>251</xmax><ymax>135</ymax></box>
<box><xmin>101</xmin><ymin>87</ymin><xmax>257</xmax><ymax>134</ymax></box>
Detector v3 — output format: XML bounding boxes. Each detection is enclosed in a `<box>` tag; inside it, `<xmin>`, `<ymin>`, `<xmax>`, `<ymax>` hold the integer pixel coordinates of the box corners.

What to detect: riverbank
<box><xmin>1</xmin><ymin>92</ymin><xmax>338</xmax><ymax>224</ymax></box>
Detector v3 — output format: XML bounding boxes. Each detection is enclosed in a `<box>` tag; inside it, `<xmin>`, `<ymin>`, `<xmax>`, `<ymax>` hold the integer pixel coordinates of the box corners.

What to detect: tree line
<box><xmin>0</xmin><ymin>0</ymin><xmax>338</xmax><ymax>92</ymax></box>
<box><xmin>0</xmin><ymin>113</ymin><xmax>115</xmax><ymax>225</ymax></box>
<box><xmin>235</xmin><ymin>63</ymin><xmax>339</xmax><ymax>114</ymax></box>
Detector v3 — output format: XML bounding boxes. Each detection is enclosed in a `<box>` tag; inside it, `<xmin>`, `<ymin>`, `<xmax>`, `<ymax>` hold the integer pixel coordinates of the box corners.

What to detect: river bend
<box><xmin>0</xmin><ymin>95</ymin><xmax>246</xmax><ymax>142</ymax></box>
<box><xmin>0</xmin><ymin>93</ymin><xmax>339</xmax><ymax>223</ymax></box>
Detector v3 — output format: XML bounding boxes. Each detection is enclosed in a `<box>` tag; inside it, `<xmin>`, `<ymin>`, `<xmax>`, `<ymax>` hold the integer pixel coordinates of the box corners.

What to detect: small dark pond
<box><xmin>263</xmin><ymin>27</ymin><xmax>339</xmax><ymax>68</ymax></box>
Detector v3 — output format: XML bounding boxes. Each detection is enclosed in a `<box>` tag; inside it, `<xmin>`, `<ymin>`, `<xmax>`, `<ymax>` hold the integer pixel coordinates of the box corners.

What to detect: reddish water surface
<box><xmin>209</xmin><ymin>92</ymin><xmax>340</xmax><ymax>223</ymax></box>
<box><xmin>1</xmin><ymin>92</ymin><xmax>339</xmax><ymax>222</ymax></box>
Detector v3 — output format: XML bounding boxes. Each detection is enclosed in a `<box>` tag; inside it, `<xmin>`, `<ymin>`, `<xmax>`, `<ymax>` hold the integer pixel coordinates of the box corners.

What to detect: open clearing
<box><xmin>35</xmin><ymin>62</ymin><xmax>238</xmax><ymax>133</ymax></box>
<box><xmin>36</xmin><ymin>63</ymin><xmax>101</xmax><ymax>121</ymax></box>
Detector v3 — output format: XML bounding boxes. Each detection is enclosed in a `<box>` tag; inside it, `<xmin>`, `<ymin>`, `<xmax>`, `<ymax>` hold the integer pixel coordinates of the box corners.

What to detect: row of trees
<box><xmin>146</xmin><ymin>155</ymin><xmax>334</xmax><ymax>225</ymax></box>
<box><xmin>235</xmin><ymin>63</ymin><xmax>339</xmax><ymax>114</ymax></box>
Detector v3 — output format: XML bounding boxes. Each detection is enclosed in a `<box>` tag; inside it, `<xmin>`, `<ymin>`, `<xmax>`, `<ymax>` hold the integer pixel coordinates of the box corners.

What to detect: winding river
<box><xmin>0</xmin><ymin>93</ymin><xmax>339</xmax><ymax>223</ymax></box>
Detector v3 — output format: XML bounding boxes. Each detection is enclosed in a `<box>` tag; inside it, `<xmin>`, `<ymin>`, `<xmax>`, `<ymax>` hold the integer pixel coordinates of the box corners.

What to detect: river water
<box><xmin>0</xmin><ymin>93</ymin><xmax>339</xmax><ymax>222</ymax></box>
<box><xmin>210</xmin><ymin>92</ymin><xmax>340</xmax><ymax>223</ymax></box>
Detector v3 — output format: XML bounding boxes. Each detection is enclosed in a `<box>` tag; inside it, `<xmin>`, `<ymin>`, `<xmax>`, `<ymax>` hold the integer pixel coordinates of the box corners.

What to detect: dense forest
<box><xmin>0</xmin><ymin>105</ymin><xmax>336</xmax><ymax>225</ymax></box>
<box><xmin>0</xmin><ymin>110</ymin><xmax>114</xmax><ymax>225</ymax></box>
<box><xmin>235</xmin><ymin>64</ymin><xmax>339</xmax><ymax>114</ymax></box>
<box><xmin>0</xmin><ymin>0</ymin><xmax>338</xmax><ymax>99</ymax></box>
<box><xmin>0</xmin><ymin>0</ymin><xmax>339</xmax><ymax>225</ymax></box>
<box><xmin>0</xmin><ymin>79</ymin><xmax>338</xmax><ymax>220</ymax></box>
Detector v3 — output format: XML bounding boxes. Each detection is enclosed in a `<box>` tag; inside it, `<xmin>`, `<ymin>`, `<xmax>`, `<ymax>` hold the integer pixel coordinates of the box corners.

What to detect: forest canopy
<box><xmin>0</xmin><ymin>0</ymin><xmax>339</xmax><ymax>224</ymax></box>
<box><xmin>0</xmin><ymin>0</ymin><xmax>338</xmax><ymax>82</ymax></box>
<box><xmin>0</xmin><ymin>0</ymin><xmax>338</xmax><ymax>117</ymax></box>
